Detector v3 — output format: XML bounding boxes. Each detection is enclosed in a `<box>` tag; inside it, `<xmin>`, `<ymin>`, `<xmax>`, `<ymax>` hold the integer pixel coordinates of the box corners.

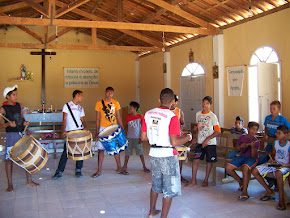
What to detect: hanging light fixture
<box><xmin>55</xmin><ymin>26</ymin><xmax>58</xmax><ymax>43</ymax></box>
<box><xmin>162</xmin><ymin>32</ymin><xmax>165</xmax><ymax>52</ymax></box>
<box><xmin>248</xmin><ymin>0</ymin><xmax>254</xmax><ymax>17</ymax></box>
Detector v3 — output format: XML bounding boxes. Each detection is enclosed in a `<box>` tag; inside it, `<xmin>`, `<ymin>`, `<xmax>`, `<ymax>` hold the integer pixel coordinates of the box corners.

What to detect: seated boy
<box><xmin>252</xmin><ymin>125</ymin><xmax>290</xmax><ymax>211</ymax></box>
<box><xmin>222</xmin><ymin>116</ymin><xmax>248</xmax><ymax>183</ymax></box>
<box><xmin>122</xmin><ymin>101</ymin><xmax>150</xmax><ymax>174</ymax></box>
<box><xmin>225</xmin><ymin>122</ymin><xmax>260</xmax><ymax>201</ymax></box>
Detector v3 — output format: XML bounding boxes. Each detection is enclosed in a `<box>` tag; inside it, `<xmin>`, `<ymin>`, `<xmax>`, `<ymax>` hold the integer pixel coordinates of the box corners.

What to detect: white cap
<box><xmin>3</xmin><ymin>85</ymin><xmax>18</xmax><ymax>98</ymax></box>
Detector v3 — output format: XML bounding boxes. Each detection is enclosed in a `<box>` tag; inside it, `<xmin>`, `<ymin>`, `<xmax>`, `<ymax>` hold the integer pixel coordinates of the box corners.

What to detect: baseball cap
<box><xmin>3</xmin><ymin>85</ymin><xmax>18</xmax><ymax>98</ymax></box>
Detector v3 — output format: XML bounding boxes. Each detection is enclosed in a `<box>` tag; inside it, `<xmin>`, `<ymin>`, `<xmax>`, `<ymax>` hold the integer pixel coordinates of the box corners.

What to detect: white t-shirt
<box><xmin>274</xmin><ymin>140</ymin><xmax>290</xmax><ymax>165</ymax></box>
<box><xmin>62</xmin><ymin>101</ymin><xmax>85</xmax><ymax>132</ymax></box>
<box><xmin>141</xmin><ymin>107</ymin><xmax>180</xmax><ymax>157</ymax></box>
<box><xmin>196</xmin><ymin>110</ymin><xmax>220</xmax><ymax>145</ymax></box>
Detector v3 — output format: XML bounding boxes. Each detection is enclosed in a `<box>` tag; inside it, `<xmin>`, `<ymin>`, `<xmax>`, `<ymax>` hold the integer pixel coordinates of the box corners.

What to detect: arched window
<box><xmin>248</xmin><ymin>46</ymin><xmax>280</xmax><ymax>125</ymax></box>
<box><xmin>181</xmin><ymin>63</ymin><xmax>205</xmax><ymax>77</ymax></box>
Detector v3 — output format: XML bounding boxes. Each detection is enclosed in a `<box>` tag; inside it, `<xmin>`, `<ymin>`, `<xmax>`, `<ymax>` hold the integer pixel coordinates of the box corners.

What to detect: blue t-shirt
<box><xmin>264</xmin><ymin>114</ymin><xmax>290</xmax><ymax>138</ymax></box>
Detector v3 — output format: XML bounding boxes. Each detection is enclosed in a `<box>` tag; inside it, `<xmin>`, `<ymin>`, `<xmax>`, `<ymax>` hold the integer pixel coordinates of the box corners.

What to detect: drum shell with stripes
<box><xmin>66</xmin><ymin>130</ymin><xmax>92</xmax><ymax>161</ymax></box>
<box><xmin>10</xmin><ymin>136</ymin><xmax>49</xmax><ymax>174</ymax></box>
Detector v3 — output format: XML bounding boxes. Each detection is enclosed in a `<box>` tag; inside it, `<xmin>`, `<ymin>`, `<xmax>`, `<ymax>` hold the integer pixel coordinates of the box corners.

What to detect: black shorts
<box><xmin>193</xmin><ymin>144</ymin><xmax>217</xmax><ymax>163</ymax></box>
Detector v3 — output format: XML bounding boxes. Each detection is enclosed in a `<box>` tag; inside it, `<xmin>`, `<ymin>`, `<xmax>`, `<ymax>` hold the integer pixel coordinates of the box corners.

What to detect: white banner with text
<box><xmin>227</xmin><ymin>65</ymin><xmax>245</xmax><ymax>96</ymax></box>
<box><xmin>64</xmin><ymin>68</ymin><xmax>99</xmax><ymax>88</ymax></box>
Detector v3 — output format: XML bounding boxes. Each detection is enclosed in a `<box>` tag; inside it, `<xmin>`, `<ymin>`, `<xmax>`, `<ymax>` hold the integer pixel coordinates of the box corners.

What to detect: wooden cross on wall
<box><xmin>30</xmin><ymin>49</ymin><xmax>56</xmax><ymax>105</ymax></box>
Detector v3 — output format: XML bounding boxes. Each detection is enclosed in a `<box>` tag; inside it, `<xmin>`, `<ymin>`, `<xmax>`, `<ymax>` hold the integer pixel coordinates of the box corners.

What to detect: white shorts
<box><xmin>257</xmin><ymin>163</ymin><xmax>290</xmax><ymax>177</ymax></box>
<box><xmin>96</xmin><ymin>126</ymin><xmax>106</xmax><ymax>150</ymax></box>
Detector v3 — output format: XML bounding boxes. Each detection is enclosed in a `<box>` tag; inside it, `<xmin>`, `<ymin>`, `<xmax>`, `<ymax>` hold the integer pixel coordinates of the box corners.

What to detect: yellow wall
<box><xmin>170</xmin><ymin>36</ymin><xmax>214</xmax><ymax>102</ymax></box>
<box><xmin>0</xmin><ymin>27</ymin><xmax>137</xmax><ymax>121</ymax></box>
<box><xmin>139</xmin><ymin>52</ymin><xmax>164</xmax><ymax>113</ymax></box>
<box><xmin>139</xmin><ymin>36</ymin><xmax>214</xmax><ymax>113</ymax></box>
<box><xmin>223</xmin><ymin>8</ymin><xmax>290</xmax><ymax>127</ymax></box>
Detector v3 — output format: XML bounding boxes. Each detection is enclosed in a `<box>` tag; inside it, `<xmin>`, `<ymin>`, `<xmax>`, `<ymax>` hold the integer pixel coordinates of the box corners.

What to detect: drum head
<box><xmin>99</xmin><ymin>125</ymin><xmax>119</xmax><ymax>138</ymax></box>
<box><xmin>67</xmin><ymin>130</ymin><xmax>90</xmax><ymax>138</ymax></box>
<box><xmin>11</xmin><ymin>136</ymin><xmax>33</xmax><ymax>158</ymax></box>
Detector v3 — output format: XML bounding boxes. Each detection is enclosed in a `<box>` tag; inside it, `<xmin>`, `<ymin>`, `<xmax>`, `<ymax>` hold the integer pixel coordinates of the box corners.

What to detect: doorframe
<box><xmin>247</xmin><ymin>60</ymin><xmax>282</xmax><ymax>123</ymax></box>
<box><xmin>180</xmin><ymin>74</ymin><xmax>205</xmax><ymax>129</ymax></box>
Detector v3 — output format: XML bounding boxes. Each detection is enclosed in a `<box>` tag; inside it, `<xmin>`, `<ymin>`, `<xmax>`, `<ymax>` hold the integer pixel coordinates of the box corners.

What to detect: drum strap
<box><xmin>66</xmin><ymin>103</ymin><xmax>79</xmax><ymax>128</ymax></box>
<box><xmin>151</xmin><ymin>144</ymin><xmax>177</xmax><ymax>151</ymax></box>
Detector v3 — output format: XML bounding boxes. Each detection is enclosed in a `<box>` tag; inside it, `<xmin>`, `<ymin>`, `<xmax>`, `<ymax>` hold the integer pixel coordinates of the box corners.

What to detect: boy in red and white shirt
<box><xmin>186</xmin><ymin>96</ymin><xmax>221</xmax><ymax>188</ymax></box>
<box><xmin>122</xmin><ymin>101</ymin><xmax>150</xmax><ymax>174</ymax></box>
<box><xmin>141</xmin><ymin>88</ymin><xmax>192</xmax><ymax>218</ymax></box>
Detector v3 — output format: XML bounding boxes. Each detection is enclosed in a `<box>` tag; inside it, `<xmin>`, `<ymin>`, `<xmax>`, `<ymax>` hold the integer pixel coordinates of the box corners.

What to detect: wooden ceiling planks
<box><xmin>0</xmin><ymin>0</ymin><xmax>288</xmax><ymax>53</ymax></box>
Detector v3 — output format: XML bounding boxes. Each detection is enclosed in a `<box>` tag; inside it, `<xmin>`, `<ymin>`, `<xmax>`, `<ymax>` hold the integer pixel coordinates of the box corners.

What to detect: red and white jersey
<box><xmin>141</xmin><ymin>107</ymin><xmax>180</xmax><ymax>157</ymax></box>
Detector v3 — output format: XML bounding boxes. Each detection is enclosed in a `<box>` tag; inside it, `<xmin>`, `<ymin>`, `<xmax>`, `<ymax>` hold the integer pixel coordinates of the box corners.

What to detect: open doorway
<box><xmin>180</xmin><ymin>63</ymin><xmax>205</xmax><ymax>130</ymax></box>
<box><xmin>248</xmin><ymin>46</ymin><xmax>281</xmax><ymax>129</ymax></box>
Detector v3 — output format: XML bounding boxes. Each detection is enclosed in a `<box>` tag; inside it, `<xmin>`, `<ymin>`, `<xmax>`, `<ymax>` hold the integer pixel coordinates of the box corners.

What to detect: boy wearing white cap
<box><xmin>0</xmin><ymin>85</ymin><xmax>39</xmax><ymax>192</ymax></box>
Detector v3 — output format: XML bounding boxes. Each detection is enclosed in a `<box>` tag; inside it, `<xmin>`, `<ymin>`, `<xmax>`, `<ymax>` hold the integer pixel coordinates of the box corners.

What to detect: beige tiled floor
<box><xmin>0</xmin><ymin>144</ymin><xmax>289</xmax><ymax>218</ymax></box>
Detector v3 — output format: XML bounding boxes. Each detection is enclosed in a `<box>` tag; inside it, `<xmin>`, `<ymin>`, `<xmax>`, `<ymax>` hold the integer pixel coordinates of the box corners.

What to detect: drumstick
<box><xmin>0</xmin><ymin>113</ymin><xmax>12</xmax><ymax>123</ymax></box>
<box><xmin>22</xmin><ymin>117</ymin><xmax>31</xmax><ymax>135</ymax></box>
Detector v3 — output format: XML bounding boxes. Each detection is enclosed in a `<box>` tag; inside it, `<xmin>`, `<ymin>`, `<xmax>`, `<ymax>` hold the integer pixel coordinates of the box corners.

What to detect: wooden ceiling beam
<box><xmin>145</xmin><ymin>0</ymin><xmax>217</xmax><ymax>30</ymax></box>
<box><xmin>0</xmin><ymin>16</ymin><xmax>218</xmax><ymax>35</ymax></box>
<box><xmin>117</xmin><ymin>0</ymin><xmax>123</xmax><ymax>22</ymax></box>
<box><xmin>0</xmin><ymin>42</ymin><xmax>161</xmax><ymax>52</ymax></box>
<box><xmin>91</xmin><ymin>28</ymin><xmax>97</xmax><ymax>46</ymax></box>
<box><xmin>0</xmin><ymin>12</ymin><xmax>43</xmax><ymax>43</ymax></box>
<box><xmin>22</xmin><ymin>0</ymin><xmax>48</xmax><ymax>17</ymax></box>
<box><xmin>0</xmin><ymin>0</ymin><xmax>43</xmax><ymax>13</ymax></box>
<box><xmin>55</xmin><ymin>0</ymin><xmax>90</xmax><ymax>18</ymax></box>
<box><xmin>48</xmin><ymin>0</ymin><xmax>55</xmax><ymax>19</ymax></box>
<box><xmin>55</xmin><ymin>1</ymin><xmax>163</xmax><ymax>47</ymax></box>
<box><xmin>47</xmin><ymin>27</ymin><xmax>74</xmax><ymax>43</ymax></box>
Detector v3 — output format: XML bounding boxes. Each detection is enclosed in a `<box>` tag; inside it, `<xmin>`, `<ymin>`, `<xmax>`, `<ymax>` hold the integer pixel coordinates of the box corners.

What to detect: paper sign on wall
<box><xmin>227</xmin><ymin>66</ymin><xmax>245</xmax><ymax>96</ymax></box>
<box><xmin>64</xmin><ymin>68</ymin><xmax>99</xmax><ymax>88</ymax></box>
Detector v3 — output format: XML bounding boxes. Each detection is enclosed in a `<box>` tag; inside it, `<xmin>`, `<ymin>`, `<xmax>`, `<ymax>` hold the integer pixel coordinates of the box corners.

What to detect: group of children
<box><xmin>1</xmin><ymin>85</ymin><xmax>290</xmax><ymax>216</ymax></box>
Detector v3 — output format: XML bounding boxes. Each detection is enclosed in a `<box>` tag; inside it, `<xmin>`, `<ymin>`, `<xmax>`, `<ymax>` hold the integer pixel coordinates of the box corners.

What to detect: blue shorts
<box><xmin>5</xmin><ymin>132</ymin><xmax>22</xmax><ymax>160</ymax></box>
<box><xmin>150</xmin><ymin>155</ymin><xmax>181</xmax><ymax>198</ymax></box>
<box><xmin>228</xmin><ymin>155</ymin><xmax>258</xmax><ymax>170</ymax></box>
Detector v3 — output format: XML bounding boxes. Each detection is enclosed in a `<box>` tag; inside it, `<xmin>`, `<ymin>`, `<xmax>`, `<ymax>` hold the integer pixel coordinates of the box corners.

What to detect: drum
<box><xmin>98</xmin><ymin>124</ymin><xmax>128</xmax><ymax>155</ymax></box>
<box><xmin>66</xmin><ymin>130</ymin><xmax>92</xmax><ymax>161</ymax></box>
<box><xmin>9</xmin><ymin>136</ymin><xmax>49</xmax><ymax>174</ymax></box>
<box><xmin>176</xmin><ymin>145</ymin><xmax>189</xmax><ymax>161</ymax></box>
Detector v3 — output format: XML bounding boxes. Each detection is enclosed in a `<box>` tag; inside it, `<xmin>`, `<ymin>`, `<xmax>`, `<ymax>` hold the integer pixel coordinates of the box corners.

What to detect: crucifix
<box><xmin>30</xmin><ymin>49</ymin><xmax>56</xmax><ymax>105</ymax></box>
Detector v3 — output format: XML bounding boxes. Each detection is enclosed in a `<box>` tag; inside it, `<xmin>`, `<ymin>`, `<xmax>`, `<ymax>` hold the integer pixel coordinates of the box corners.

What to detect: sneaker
<box><xmin>51</xmin><ymin>172</ymin><xmax>62</xmax><ymax>180</ymax></box>
<box><xmin>75</xmin><ymin>172</ymin><xmax>83</xmax><ymax>178</ymax></box>
<box><xmin>222</xmin><ymin>175</ymin><xmax>235</xmax><ymax>184</ymax></box>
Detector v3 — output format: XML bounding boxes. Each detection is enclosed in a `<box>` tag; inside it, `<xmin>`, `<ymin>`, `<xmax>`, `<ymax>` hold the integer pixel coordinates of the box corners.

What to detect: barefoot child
<box><xmin>225</xmin><ymin>122</ymin><xmax>260</xmax><ymax>201</ymax></box>
<box><xmin>252</xmin><ymin>125</ymin><xmax>290</xmax><ymax>210</ymax></box>
<box><xmin>186</xmin><ymin>96</ymin><xmax>220</xmax><ymax>187</ymax></box>
<box><xmin>122</xmin><ymin>101</ymin><xmax>149</xmax><ymax>174</ymax></box>
<box><xmin>141</xmin><ymin>88</ymin><xmax>192</xmax><ymax>218</ymax></box>
<box><xmin>0</xmin><ymin>85</ymin><xmax>39</xmax><ymax>191</ymax></box>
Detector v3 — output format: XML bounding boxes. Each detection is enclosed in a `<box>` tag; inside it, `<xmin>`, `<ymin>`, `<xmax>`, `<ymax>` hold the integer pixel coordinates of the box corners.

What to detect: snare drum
<box><xmin>66</xmin><ymin>130</ymin><xmax>92</xmax><ymax>161</ymax></box>
<box><xmin>176</xmin><ymin>145</ymin><xmax>188</xmax><ymax>161</ymax></box>
<box><xmin>98</xmin><ymin>125</ymin><xmax>128</xmax><ymax>155</ymax></box>
<box><xmin>9</xmin><ymin>136</ymin><xmax>49</xmax><ymax>174</ymax></box>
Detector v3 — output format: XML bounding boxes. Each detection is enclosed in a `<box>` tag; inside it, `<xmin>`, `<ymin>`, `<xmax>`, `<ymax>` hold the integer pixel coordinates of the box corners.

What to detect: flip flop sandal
<box><xmin>92</xmin><ymin>173</ymin><xmax>102</xmax><ymax>178</ymax></box>
<box><xmin>118</xmin><ymin>170</ymin><xmax>129</xmax><ymax>175</ymax></box>
<box><xmin>277</xmin><ymin>203</ymin><xmax>286</xmax><ymax>211</ymax></box>
<box><xmin>238</xmin><ymin>195</ymin><xmax>249</xmax><ymax>201</ymax></box>
<box><xmin>260</xmin><ymin>195</ymin><xmax>275</xmax><ymax>201</ymax></box>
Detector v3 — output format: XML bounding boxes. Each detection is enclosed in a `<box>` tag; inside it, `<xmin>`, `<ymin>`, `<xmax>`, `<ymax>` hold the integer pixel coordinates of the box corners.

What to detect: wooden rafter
<box><xmin>145</xmin><ymin>0</ymin><xmax>218</xmax><ymax>30</ymax></box>
<box><xmin>55</xmin><ymin>1</ymin><xmax>163</xmax><ymax>47</ymax></box>
<box><xmin>0</xmin><ymin>42</ymin><xmax>161</xmax><ymax>52</ymax></box>
<box><xmin>55</xmin><ymin>0</ymin><xmax>90</xmax><ymax>18</ymax></box>
<box><xmin>47</xmin><ymin>27</ymin><xmax>74</xmax><ymax>43</ymax></box>
<box><xmin>111</xmin><ymin>0</ymin><xmax>181</xmax><ymax>45</ymax></box>
<box><xmin>22</xmin><ymin>0</ymin><xmax>48</xmax><ymax>17</ymax></box>
<box><xmin>0</xmin><ymin>16</ymin><xmax>218</xmax><ymax>35</ymax></box>
<box><xmin>48</xmin><ymin>0</ymin><xmax>55</xmax><ymax>19</ymax></box>
<box><xmin>117</xmin><ymin>0</ymin><xmax>123</xmax><ymax>22</ymax></box>
<box><xmin>91</xmin><ymin>28</ymin><xmax>97</xmax><ymax>46</ymax></box>
<box><xmin>0</xmin><ymin>0</ymin><xmax>43</xmax><ymax>13</ymax></box>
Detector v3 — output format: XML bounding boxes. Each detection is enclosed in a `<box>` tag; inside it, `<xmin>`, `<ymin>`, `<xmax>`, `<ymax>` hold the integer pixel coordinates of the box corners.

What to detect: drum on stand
<box><xmin>9</xmin><ymin>136</ymin><xmax>49</xmax><ymax>174</ymax></box>
<box><xmin>98</xmin><ymin>124</ymin><xmax>128</xmax><ymax>155</ymax></box>
<box><xmin>66</xmin><ymin>130</ymin><xmax>92</xmax><ymax>161</ymax></box>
